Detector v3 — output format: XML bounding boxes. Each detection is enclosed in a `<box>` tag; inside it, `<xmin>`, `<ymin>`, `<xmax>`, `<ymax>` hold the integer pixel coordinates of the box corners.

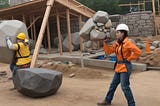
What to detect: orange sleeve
<box><xmin>103</xmin><ymin>42</ymin><xmax>117</xmax><ymax>55</ymax></box>
<box><xmin>127</xmin><ymin>42</ymin><xmax>142</xmax><ymax>61</ymax></box>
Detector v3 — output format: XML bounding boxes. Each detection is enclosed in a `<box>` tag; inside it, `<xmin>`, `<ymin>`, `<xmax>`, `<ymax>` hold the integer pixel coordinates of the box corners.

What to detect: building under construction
<box><xmin>0</xmin><ymin>0</ymin><xmax>95</xmax><ymax>54</ymax></box>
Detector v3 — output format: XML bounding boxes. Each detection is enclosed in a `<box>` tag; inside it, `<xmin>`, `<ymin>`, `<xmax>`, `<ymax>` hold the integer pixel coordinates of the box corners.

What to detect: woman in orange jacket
<box><xmin>97</xmin><ymin>24</ymin><xmax>141</xmax><ymax>106</ymax></box>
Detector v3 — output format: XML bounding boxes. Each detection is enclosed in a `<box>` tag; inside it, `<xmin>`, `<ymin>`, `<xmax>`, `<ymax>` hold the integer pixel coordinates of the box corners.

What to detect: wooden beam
<box><xmin>27</xmin><ymin>16</ymin><xmax>40</xmax><ymax>30</ymax></box>
<box><xmin>70</xmin><ymin>12</ymin><xmax>79</xmax><ymax>17</ymax></box>
<box><xmin>30</xmin><ymin>0</ymin><xmax>55</xmax><ymax>68</ymax></box>
<box><xmin>119</xmin><ymin>3</ymin><xmax>144</xmax><ymax>6</ymax></box>
<box><xmin>47</xmin><ymin>22</ymin><xmax>51</xmax><ymax>53</ymax></box>
<box><xmin>79</xmin><ymin>15</ymin><xmax>83</xmax><ymax>51</ymax></box>
<box><xmin>56</xmin><ymin>12</ymin><xmax>63</xmax><ymax>55</ymax></box>
<box><xmin>56</xmin><ymin>0</ymin><xmax>95</xmax><ymax>18</ymax></box>
<box><xmin>66</xmin><ymin>9</ymin><xmax>72</xmax><ymax>54</ymax></box>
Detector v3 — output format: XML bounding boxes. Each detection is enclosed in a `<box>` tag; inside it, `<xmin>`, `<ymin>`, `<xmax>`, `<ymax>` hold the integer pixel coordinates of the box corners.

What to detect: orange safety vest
<box><xmin>103</xmin><ymin>37</ymin><xmax>142</xmax><ymax>73</ymax></box>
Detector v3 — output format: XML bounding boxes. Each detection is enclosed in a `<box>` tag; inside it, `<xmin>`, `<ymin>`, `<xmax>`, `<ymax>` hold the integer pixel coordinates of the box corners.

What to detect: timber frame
<box><xmin>0</xmin><ymin>0</ymin><xmax>95</xmax><ymax>53</ymax></box>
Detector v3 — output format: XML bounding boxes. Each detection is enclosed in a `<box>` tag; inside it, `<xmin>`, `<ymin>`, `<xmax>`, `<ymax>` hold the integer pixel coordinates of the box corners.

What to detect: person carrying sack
<box><xmin>97</xmin><ymin>24</ymin><xmax>142</xmax><ymax>106</ymax></box>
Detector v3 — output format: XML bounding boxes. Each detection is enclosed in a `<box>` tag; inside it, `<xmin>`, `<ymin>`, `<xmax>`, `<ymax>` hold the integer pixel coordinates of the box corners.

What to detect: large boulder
<box><xmin>71</xmin><ymin>32</ymin><xmax>80</xmax><ymax>50</ymax></box>
<box><xmin>14</xmin><ymin>68</ymin><xmax>62</xmax><ymax>98</ymax></box>
<box><xmin>54</xmin><ymin>36</ymin><xmax>64</xmax><ymax>48</ymax></box>
<box><xmin>79</xmin><ymin>18</ymin><xmax>95</xmax><ymax>39</ymax></box>
<box><xmin>90</xmin><ymin>29</ymin><xmax>106</xmax><ymax>40</ymax></box>
<box><xmin>0</xmin><ymin>20</ymin><xmax>29</xmax><ymax>64</ymax></box>
<box><xmin>93</xmin><ymin>11</ymin><xmax>109</xmax><ymax>24</ymax></box>
<box><xmin>62</xmin><ymin>36</ymin><xmax>74</xmax><ymax>52</ymax></box>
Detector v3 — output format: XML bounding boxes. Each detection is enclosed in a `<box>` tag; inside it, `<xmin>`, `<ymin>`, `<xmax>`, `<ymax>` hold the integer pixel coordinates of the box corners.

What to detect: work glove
<box><xmin>5</xmin><ymin>36</ymin><xmax>11</xmax><ymax>41</ymax></box>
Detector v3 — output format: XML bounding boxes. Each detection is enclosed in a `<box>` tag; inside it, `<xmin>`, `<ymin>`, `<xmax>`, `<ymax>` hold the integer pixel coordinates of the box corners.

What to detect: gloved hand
<box><xmin>103</xmin><ymin>37</ymin><xmax>111</xmax><ymax>43</ymax></box>
<box><xmin>5</xmin><ymin>36</ymin><xmax>11</xmax><ymax>41</ymax></box>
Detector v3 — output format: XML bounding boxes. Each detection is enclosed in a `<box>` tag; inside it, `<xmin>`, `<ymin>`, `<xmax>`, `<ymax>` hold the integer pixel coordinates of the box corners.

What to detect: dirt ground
<box><xmin>0</xmin><ymin>63</ymin><xmax>160</xmax><ymax>106</ymax></box>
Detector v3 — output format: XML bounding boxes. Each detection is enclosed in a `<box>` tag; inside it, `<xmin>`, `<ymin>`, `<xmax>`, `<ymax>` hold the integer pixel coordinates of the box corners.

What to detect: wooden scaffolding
<box><xmin>0</xmin><ymin>0</ymin><xmax>95</xmax><ymax>67</ymax></box>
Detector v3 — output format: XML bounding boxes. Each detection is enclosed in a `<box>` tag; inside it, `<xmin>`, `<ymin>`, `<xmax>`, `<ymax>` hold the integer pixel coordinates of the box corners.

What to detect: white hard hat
<box><xmin>116</xmin><ymin>24</ymin><xmax>129</xmax><ymax>32</ymax></box>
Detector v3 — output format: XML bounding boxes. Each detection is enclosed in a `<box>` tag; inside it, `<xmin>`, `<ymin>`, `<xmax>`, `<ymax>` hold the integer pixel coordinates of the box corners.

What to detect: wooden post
<box><xmin>152</xmin><ymin>0</ymin><xmax>156</xmax><ymax>16</ymax></box>
<box><xmin>158</xmin><ymin>0</ymin><xmax>160</xmax><ymax>15</ymax></box>
<box><xmin>29</xmin><ymin>16</ymin><xmax>34</xmax><ymax>39</ymax></box>
<box><xmin>66</xmin><ymin>9</ymin><xmax>72</xmax><ymax>54</ymax></box>
<box><xmin>22</xmin><ymin>14</ymin><xmax>26</xmax><ymax>24</ymax></box>
<box><xmin>56</xmin><ymin>12</ymin><xmax>63</xmax><ymax>55</ymax></box>
<box><xmin>47</xmin><ymin>22</ymin><xmax>51</xmax><ymax>53</ymax></box>
<box><xmin>33</xmin><ymin>16</ymin><xmax>37</xmax><ymax>43</ymax></box>
<box><xmin>79</xmin><ymin>15</ymin><xmax>83</xmax><ymax>51</ymax></box>
<box><xmin>30</xmin><ymin>0</ymin><xmax>55</xmax><ymax>68</ymax></box>
<box><xmin>152</xmin><ymin>0</ymin><xmax>157</xmax><ymax>36</ymax></box>
<box><xmin>11</xmin><ymin>16</ymin><xmax>14</xmax><ymax>20</ymax></box>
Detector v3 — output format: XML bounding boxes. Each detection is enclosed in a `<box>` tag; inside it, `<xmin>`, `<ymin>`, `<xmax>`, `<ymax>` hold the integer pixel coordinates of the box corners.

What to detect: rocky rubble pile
<box><xmin>128</xmin><ymin>37</ymin><xmax>160</xmax><ymax>67</ymax></box>
<box><xmin>79</xmin><ymin>10</ymin><xmax>116</xmax><ymax>41</ymax></box>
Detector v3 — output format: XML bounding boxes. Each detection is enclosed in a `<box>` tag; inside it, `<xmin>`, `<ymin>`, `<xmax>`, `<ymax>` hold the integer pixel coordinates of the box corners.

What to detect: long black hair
<box><xmin>117</xmin><ymin>30</ymin><xmax>128</xmax><ymax>44</ymax></box>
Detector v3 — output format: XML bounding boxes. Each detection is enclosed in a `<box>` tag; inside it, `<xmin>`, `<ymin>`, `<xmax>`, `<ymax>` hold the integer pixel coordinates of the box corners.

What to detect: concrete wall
<box><xmin>110</xmin><ymin>11</ymin><xmax>155</xmax><ymax>36</ymax></box>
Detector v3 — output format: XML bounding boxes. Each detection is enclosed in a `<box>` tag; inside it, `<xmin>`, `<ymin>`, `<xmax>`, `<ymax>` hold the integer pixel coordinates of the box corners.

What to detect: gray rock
<box><xmin>136</xmin><ymin>43</ymin><xmax>145</xmax><ymax>49</ymax></box>
<box><xmin>30</xmin><ymin>48</ymin><xmax>48</xmax><ymax>55</ymax></box>
<box><xmin>84</xmin><ymin>41</ymin><xmax>92</xmax><ymax>48</ymax></box>
<box><xmin>93</xmin><ymin>11</ymin><xmax>109</xmax><ymax>24</ymax></box>
<box><xmin>79</xmin><ymin>18</ymin><xmax>95</xmax><ymax>39</ymax></box>
<box><xmin>150</xmin><ymin>46</ymin><xmax>156</xmax><ymax>51</ymax></box>
<box><xmin>110</xmin><ymin>28</ymin><xmax>116</xmax><ymax>39</ymax></box>
<box><xmin>90</xmin><ymin>29</ymin><xmax>106</xmax><ymax>40</ymax></box>
<box><xmin>29</xmin><ymin>39</ymin><xmax>35</xmax><ymax>50</ymax></box>
<box><xmin>71</xmin><ymin>32</ymin><xmax>80</xmax><ymax>50</ymax></box>
<box><xmin>105</xmin><ymin>19</ymin><xmax>113</xmax><ymax>29</ymax></box>
<box><xmin>152</xmin><ymin>41</ymin><xmax>160</xmax><ymax>48</ymax></box>
<box><xmin>62</xmin><ymin>36</ymin><xmax>74</xmax><ymax>52</ymax></box>
<box><xmin>39</xmin><ymin>48</ymin><xmax>48</xmax><ymax>54</ymax></box>
<box><xmin>96</xmin><ymin>22</ymin><xmax>104</xmax><ymax>27</ymax></box>
<box><xmin>0</xmin><ymin>20</ymin><xmax>29</xmax><ymax>64</ymax></box>
<box><xmin>14</xmin><ymin>68</ymin><xmax>62</xmax><ymax>98</ymax></box>
<box><xmin>54</xmin><ymin>37</ymin><xmax>64</xmax><ymax>48</ymax></box>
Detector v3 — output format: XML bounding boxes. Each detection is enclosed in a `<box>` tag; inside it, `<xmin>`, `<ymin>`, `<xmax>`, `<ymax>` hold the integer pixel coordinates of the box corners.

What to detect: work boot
<box><xmin>97</xmin><ymin>100</ymin><xmax>111</xmax><ymax>106</ymax></box>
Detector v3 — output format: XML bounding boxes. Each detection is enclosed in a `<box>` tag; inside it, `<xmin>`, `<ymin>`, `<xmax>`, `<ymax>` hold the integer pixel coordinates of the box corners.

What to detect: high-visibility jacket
<box><xmin>13</xmin><ymin>42</ymin><xmax>31</xmax><ymax>66</ymax></box>
<box><xmin>103</xmin><ymin>37</ymin><xmax>142</xmax><ymax>73</ymax></box>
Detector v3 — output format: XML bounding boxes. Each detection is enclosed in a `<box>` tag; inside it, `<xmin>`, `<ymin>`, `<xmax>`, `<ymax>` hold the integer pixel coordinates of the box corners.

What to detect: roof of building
<box><xmin>0</xmin><ymin>0</ymin><xmax>95</xmax><ymax>18</ymax></box>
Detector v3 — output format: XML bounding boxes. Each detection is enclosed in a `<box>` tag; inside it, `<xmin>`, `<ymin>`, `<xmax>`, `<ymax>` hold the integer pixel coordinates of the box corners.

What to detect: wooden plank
<box><xmin>47</xmin><ymin>22</ymin><xmax>51</xmax><ymax>53</ymax></box>
<box><xmin>56</xmin><ymin>12</ymin><xmax>63</xmax><ymax>55</ymax></box>
<box><xmin>33</xmin><ymin>16</ymin><xmax>37</xmax><ymax>43</ymax></box>
<box><xmin>79</xmin><ymin>15</ymin><xmax>83</xmax><ymax>51</ymax></box>
<box><xmin>30</xmin><ymin>0</ymin><xmax>55</xmax><ymax>68</ymax></box>
<box><xmin>66</xmin><ymin>9</ymin><xmax>72</xmax><ymax>54</ymax></box>
<box><xmin>27</xmin><ymin>16</ymin><xmax>40</xmax><ymax>30</ymax></box>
